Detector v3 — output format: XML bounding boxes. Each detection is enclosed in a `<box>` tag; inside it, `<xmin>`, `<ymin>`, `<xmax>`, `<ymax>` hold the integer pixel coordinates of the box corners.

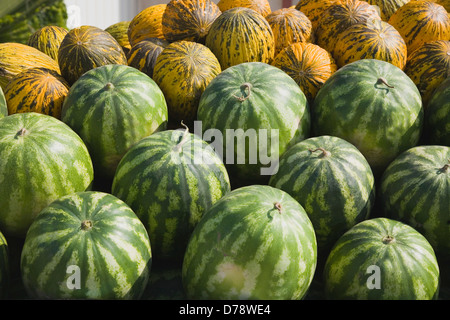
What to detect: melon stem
<box><xmin>173</xmin><ymin>120</ymin><xmax>190</xmax><ymax>152</ymax></box>
<box><xmin>233</xmin><ymin>82</ymin><xmax>252</xmax><ymax>102</ymax></box>
<box><xmin>377</xmin><ymin>77</ymin><xmax>394</xmax><ymax>88</ymax></box>
<box><xmin>440</xmin><ymin>160</ymin><xmax>450</xmax><ymax>173</ymax></box>
<box><xmin>382</xmin><ymin>235</ymin><xmax>395</xmax><ymax>244</ymax></box>
<box><xmin>274</xmin><ymin>202</ymin><xmax>282</xmax><ymax>214</ymax></box>
<box><xmin>309</xmin><ymin>147</ymin><xmax>331</xmax><ymax>157</ymax></box>
<box><xmin>16</xmin><ymin>128</ymin><xmax>28</xmax><ymax>137</ymax></box>
<box><xmin>81</xmin><ymin>220</ymin><xmax>93</xmax><ymax>231</ymax></box>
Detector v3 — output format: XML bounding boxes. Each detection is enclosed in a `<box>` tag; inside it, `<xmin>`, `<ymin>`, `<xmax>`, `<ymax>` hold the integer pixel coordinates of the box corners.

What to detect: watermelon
<box><xmin>323</xmin><ymin>217</ymin><xmax>440</xmax><ymax>300</ymax></box>
<box><xmin>112</xmin><ymin>127</ymin><xmax>231</xmax><ymax>265</ymax></box>
<box><xmin>380</xmin><ymin>145</ymin><xmax>450</xmax><ymax>260</ymax></box>
<box><xmin>0</xmin><ymin>113</ymin><xmax>94</xmax><ymax>238</ymax></box>
<box><xmin>268</xmin><ymin>135</ymin><xmax>376</xmax><ymax>256</ymax></box>
<box><xmin>61</xmin><ymin>64</ymin><xmax>168</xmax><ymax>183</ymax></box>
<box><xmin>197</xmin><ymin>62</ymin><xmax>310</xmax><ymax>185</ymax></box>
<box><xmin>20</xmin><ymin>191</ymin><xmax>152</xmax><ymax>300</ymax></box>
<box><xmin>142</xmin><ymin>265</ymin><xmax>186</xmax><ymax>300</ymax></box>
<box><xmin>0</xmin><ymin>86</ymin><xmax>6</xmax><ymax>118</ymax></box>
<box><xmin>0</xmin><ymin>231</ymin><xmax>8</xmax><ymax>299</ymax></box>
<box><xmin>425</xmin><ymin>76</ymin><xmax>450</xmax><ymax>146</ymax></box>
<box><xmin>312</xmin><ymin>59</ymin><xmax>423</xmax><ymax>177</ymax></box>
<box><xmin>182</xmin><ymin>184</ymin><xmax>317</xmax><ymax>300</ymax></box>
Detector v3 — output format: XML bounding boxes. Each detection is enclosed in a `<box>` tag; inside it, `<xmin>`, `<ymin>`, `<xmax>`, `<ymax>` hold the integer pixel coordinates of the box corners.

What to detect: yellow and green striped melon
<box><xmin>388</xmin><ymin>0</ymin><xmax>450</xmax><ymax>54</ymax></box>
<box><xmin>365</xmin><ymin>0</ymin><xmax>410</xmax><ymax>21</ymax></box>
<box><xmin>127</xmin><ymin>38</ymin><xmax>169</xmax><ymax>79</ymax></box>
<box><xmin>105</xmin><ymin>21</ymin><xmax>132</xmax><ymax>56</ymax></box>
<box><xmin>27</xmin><ymin>25</ymin><xmax>69</xmax><ymax>63</ymax></box>
<box><xmin>295</xmin><ymin>0</ymin><xmax>343</xmax><ymax>29</ymax></box>
<box><xmin>403</xmin><ymin>40</ymin><xmax>450</xmax><ymax>108</ymax></box>
<box><xmin>0</xmin><ymin>43</ymin><xmax>61</xmax><ymax>91</ymax></box>
<box><xmin>265</xmin><ymin>7</ymin><xmax>314</xmax><ymax>56</ymax></box>
<box><xmin>217</xmin><ymin>0</ymin><xmax>272</xmax><ymax>16</ymax></box>
<box><xmin>271</xmin><ymin>42</ymin><xmax>338</xmax><ymax>102</ymax></box>
<box><xmin>162</xmin><ymin>0</ymin><xmax>221</xmax><ymax>44</ymax></box>
<box><xmin>153</xmin><ymin>40</ymin><xmax>221</xmax><ymax>125</ymax></box>
<box><xmin>128</xmin><ymin>4</ymin><xmax>167</xmax><ymax>46</ymax></box>
<box><xmin>315</xmin><ymin>0</ymin><xmax>382</xmax><ymax>58</ymax></box>
<box><xmin>57</xmin><ymin>25</ymin><xmax>128</xmax><ymax>85</ymax></box>
<box><xmin>5</xmin><ymin>67</ymin><xmax>69</xmax><ymax>119</ymax></box>
<box><xmin>333</xmin><ymin>19</ymin><xmax>407</xmax><ymax>69</ymax></box>
<box><xmin>205</xmin><ymin>7</ymin><xmax>275</xmax><ymax>70</ymax></box>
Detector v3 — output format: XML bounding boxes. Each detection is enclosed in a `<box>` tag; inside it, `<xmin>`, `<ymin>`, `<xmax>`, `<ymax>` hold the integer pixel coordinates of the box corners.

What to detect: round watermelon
<box><xmin>268</xmin><ymin>135</ymin><xmax>376</xmax><ymax>255</ymax></box>
<box><xmin>380</xmin><ymin>145</ymin><xmax>450</xmax><ymax>260</ymax></box>
<box><xmin>20</xmin><ymin>191</ymin><xmax>152</xmax><ymax>300</ymax></box>
<box><xmin>182</xmin><ymin>184</ymin><xmax>317</xmax><ymax>300</ymax></box>
<box><xmin>61</xmin><ymin>64</ymin><xmax>168</xmax><ymax>183</ymax></box>
<box><xmin>112</xmin><ymin>128</ymin><xmax>231</xmax><ymax>264</ymax></box>
<box><xmin>425</xmin><ymin>76</ymin><xmax>450</xmax><ymax>146</ymax></box>
<box><xmin>312</xmin><ymin>59</ymin><xmax>423</xmax><ymax>177</ymax></box>
<box><xmin>0</xmin><ymin>231</ymin><xmax>8</xmax><ymax>299</ymax></box>
<box><xmin>0</xmin><ymin>113</ymin><xmax>94</xmax><ymax>238</ymax></box>
<box><xmin>323</xmin><ymin>217</ymin><xmax>440</xmax><ymax>300</ymax></box>
<box><xmin>197</xmin><ymin>61</ymin><xmax>310</xmax><ymax>185</ymax></box>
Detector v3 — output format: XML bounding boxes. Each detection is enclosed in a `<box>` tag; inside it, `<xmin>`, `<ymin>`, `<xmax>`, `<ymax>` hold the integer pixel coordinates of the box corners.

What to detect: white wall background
<box><xmin>63</xmin><ymin>0</ymin><xmax>293</xmax><ymax>30</ymax></box>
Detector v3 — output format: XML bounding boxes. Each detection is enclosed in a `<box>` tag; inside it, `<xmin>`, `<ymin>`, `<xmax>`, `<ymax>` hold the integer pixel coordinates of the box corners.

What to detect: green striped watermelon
<box><xmin>112</xmin><ymin>127</ymin><xmax>231</xmax><ymax>264</ymax></box>
<box><xmin>0</xmin><ymin>113</ymin><xmax>94</xmax><ymax>238</ymax></box>
<box><xmin>0</xmin><ymin>231</ymin><xmax>8</xmax><ymax>299</ymax></box>
<box><xmin>312</xmin><ymin>58</ymin><xmax>423</xmax><ymax>177</ymax></box>
<box><xmin>61</xmin><ymin>64</ymin><xmax>168</xmax><ymax>183</ymax></box>
<box><xmin>197</xmin><ymin>61</ymin><xmax>310</xmax><ymax>185</ymax></box>
<box><xmin>0</xmin><ymin>86</ymin><xmax>6</xmax><ymax>118</ymax></box>
<box><xmin>182</xmin><ymin>185</ymin><xmax>317</xmax><ymax>300</ymax></box>
<box><xmin>268</xmin><ymin>135</ymin><xmax>376</xmax><ymax>255</ymax></box>
<box><xmin>323</xmin><ymin>217</ymin><xmax>440</xmax><ymax>300</ymax></box>
<box><xmin>20</xmin><ymin>191</ymin><xmax>152</xmax><ymax>300</ymax></box>
<box><xmin>425</xmin><ymin>76</ymin><xmax>450</xmax><ymax>146</ymax></box>
<box><xmin>380</xmin><ymin>145</ymin><xmax>450</xmax><ymax>260</ymax></box>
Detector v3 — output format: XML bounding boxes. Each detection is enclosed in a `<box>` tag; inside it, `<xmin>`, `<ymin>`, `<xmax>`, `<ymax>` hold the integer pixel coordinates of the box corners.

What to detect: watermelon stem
<box><xmin>274</xmin><ymin>202</ymin><xmax>282</xmax><ymax>213</ymax></box>
<box><xmin>382</xmin><ymin>235</ymin><xmax>395</xmax><ymax>244</ymax></box>
<box><xmin>173</xmin><ymin>120</ymin><xmax>190</xmax><ymax>152</ymax></box>
<box><xmin>440</xmin><ymin>161</ymin><xmax>450</xmax><ymax>173</ymax></box>
<box><xmin>104</xmin><ymin>82</ymin><xmax>114</xmax><ymax>90</ymax></box>
<box><xmin>377</xmin><ymin>78</ymin><xmax>394</xmax><ymax>88</ymax></box>
<box><xmin>233</xmin><ymin>82</ymin><xmax>252</xmax><ymax>102</ymax></box>
<box><xmin>81</xmin><ymin>220</ymin><xmax>93</xmax><ymax>231</ymax></box>
<box><xmin>16</xmin><ymin>128</ymin><xmax>28</xmax><ymax>137</ymax></box>
<box><xmin>309</xmin><ymin>147</ymin><xmax>331</xmax><ymax>157</ymax></box>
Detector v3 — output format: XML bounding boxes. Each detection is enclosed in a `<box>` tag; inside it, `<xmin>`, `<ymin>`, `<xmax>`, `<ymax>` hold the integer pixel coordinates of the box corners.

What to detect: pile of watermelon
<box><xmin>0</xmin><ymin>0</ymin><xmax>449</xmax><ymax>301</ymax></box>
